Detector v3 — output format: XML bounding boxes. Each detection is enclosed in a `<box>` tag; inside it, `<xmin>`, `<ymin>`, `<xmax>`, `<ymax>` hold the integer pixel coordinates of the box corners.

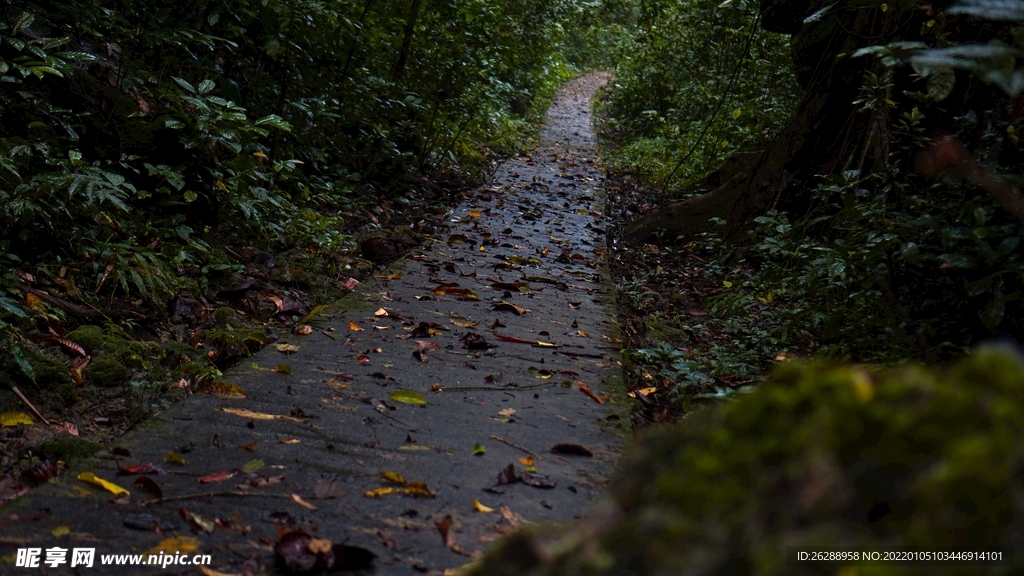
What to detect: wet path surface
<box><xmin>0</xmin><ymin>73</ymin><xmax>622</xmax><ymax>575</ymax></box>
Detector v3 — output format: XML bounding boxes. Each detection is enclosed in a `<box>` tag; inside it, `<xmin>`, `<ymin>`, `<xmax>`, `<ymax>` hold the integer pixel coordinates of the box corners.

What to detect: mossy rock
<box><xmin>162</xmin><ymin>340</ymin><xmax>210</xmax><ymax>363</ymax></box>
<box><xmin>213</xmin><ymin>306</ymin><xmax>243</xmax><ymax>328</ymax></box>
<box><xmin>39</xmin><ymin>436</ymin><xmax>102</xmax><ymax>462</ymax></box>
<box><xmin>65</xmin><ymin>325</ymin><xmax>130</xmax><ymax>359</ymax></box>
<box><xmin>85</xmin><ymin>357</ymin><xmax>130</xmax><ymax>387</ymax></box>
<box><xmin>13</xmin><ymin>345</ymin><xmax>71</xmax><ymax>388</ymax></box>
<box><xmin>466</xmin><ymin>346</ymin><xmax>1024</xmax><ymax>575</ymax></box>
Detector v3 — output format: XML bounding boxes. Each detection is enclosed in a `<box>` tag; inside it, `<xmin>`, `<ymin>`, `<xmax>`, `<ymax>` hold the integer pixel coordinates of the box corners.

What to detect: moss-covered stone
<box><xmin>14</xmin><ymin>345</ymin><xmax>71</xmax><ymax>388</ymax></box>
<box><xmin>85</xmin><ymin>357</ymin><xmax>130</xmax><ymax>387</ymax></box>
<box><xmin>467</xmin><ymin>346</ymin><xmax>1024</xmax><ymax>576</ymax></box>
<box><xmin>213</xmin><ymin>306</ymin><xmax>243</xmax><ymax>328</ymax></box>
<box><xmin>64</xmin><ymin>325</ymin><xmax>107</xmax><ymax>355</ymax></box>
<box><xmin>39</xmin><ymin>436</ymin><xmax>102</xmax><ymax>462</ymax></box>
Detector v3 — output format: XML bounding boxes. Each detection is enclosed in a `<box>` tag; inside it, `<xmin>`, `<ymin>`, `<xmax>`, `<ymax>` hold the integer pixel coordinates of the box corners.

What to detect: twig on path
<box><xmin>490</xmin><ymin>435</ymin><xmax>542</xmax><ymax>461</ymax></box>
<box><xmin>436</xmin><ymin>382</ymin><xmax>550</xmax><ymax>392</ymax></box>
<box><xmin>9</xmin><ymin>385</ymin><xmax>50</xmax><ymax>425</ymax></box>
<box><xmin>138</xmin><ymin>491</ymin><xmax>294</xmax><ymax>507</ymax></box>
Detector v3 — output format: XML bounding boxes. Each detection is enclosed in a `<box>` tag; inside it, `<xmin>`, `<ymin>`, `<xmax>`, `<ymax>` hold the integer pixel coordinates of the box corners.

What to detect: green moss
<box><xmin>39</xmin><ymin>436</ymin><xmax>102</xmax><ymax>462</ymax></box>
<box><xmin>85</xmin><ymin>357</ymin><xmax>130</xmax><ymax>387</ymax></box>
<box><xmin>469</xmin><ymin>346</ymin><xmax>1024</xmax><ymax>575</ymax></box>
<box><xmin>64</xmin><ymin>325</ymin><xmax>107</xmax><ymax>355</ymax></box>
<box><xmin>15</xmin><ymin>345</ymin><xmax>71</xmax><ymax>388</ymax></box>
<box><xmin>162</xmin><ymin>340</ymin><xmax>209</xmax><ymax>363</ymax></box>
<box><xmin>213</xmin><ymin>306</ymin><xmax>243</xmax><ymax>328</ymax></box>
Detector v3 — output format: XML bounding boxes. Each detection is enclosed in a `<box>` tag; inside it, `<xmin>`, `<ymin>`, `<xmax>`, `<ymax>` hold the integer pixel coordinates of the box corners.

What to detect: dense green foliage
<box><xmin>0</xmin><ymin>0</ymin><xmax>583</xmax><ymax>333</ymax></box>
<box><xmin>605</xmin><ymin>0</ymin><xmax>1024</xmax><ymax>406</ymax></box>
<box><xmin>601</xmin><ymin>0</ymin><xmax>799</xmax><ymax>193</ymax></box>
<box><xmin>467</xmin><ymin>347</ymin><xmax>1024</xmax><ymax>575</ymax></box>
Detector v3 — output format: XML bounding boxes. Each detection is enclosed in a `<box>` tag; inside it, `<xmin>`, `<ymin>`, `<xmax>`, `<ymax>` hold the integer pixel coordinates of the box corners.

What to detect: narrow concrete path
<box><xmin>0</xmin><ymin>73</ymin><xmax>622</xmax><ymax>575</ymax></box>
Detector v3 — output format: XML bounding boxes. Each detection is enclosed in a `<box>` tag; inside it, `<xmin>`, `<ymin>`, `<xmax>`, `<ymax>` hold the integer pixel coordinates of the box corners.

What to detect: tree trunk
<box><xmin>624</xmin><ymin>2</ymin><xmax>893</xmax><ymax>244</ymax></box>
<box><xmin>393</xmin><ymin>0</ymin><xmax>422</xmax><ymax>83</ymax></box>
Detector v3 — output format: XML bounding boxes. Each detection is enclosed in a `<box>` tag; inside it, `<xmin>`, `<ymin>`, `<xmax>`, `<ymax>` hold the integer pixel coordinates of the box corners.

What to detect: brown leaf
<box><xmin>132</xmin><ymin>476</ymin><xmax>163</xmax><ymax>498</ymax></box>
<box><xmin>550</xmin><ymin>443</ymin><xmax>594</xmax><ymax>457</ymax></box>
<box><xmin>348</xmin><ymin>321</ymin><xmax>364</xmax><ymax>332</ymax></box>
<box><xmin>293</xmin><ymin>325</ymin><xmax>314</xmax><ymax>335</ymax></box>
<box><xmin>435</xmin><ymin>514</ymin><xmax>457</xmax><ymax>548</ymax></box>
<box><xmin>492</xmin><ymin>302</ymin><xmax>531</xmax><ymax>315</ymax></box>
<box><xmin>576</xmin><ymin>381</ymin><xmax>604</xmax><ymax>404</ymax></box>
<box><xmin>492</xmin><ymin>332</ymin><xmax>534</xmax><ymax>344</ymax></box>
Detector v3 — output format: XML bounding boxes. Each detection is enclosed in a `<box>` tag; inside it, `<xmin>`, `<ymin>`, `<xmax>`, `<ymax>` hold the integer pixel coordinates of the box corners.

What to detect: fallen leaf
<box><xmin>498</xmin><ymin>408</ymin><xmax>516</xmax><ymax>417</ymax></box>
<box><xmin>492</xmin><ymin>332</ymin><xmax>534</xmax><ymax>344</ymax></box>
<box><xmin>492</xmin><ymin>302</ymin><xmax>531</xmax><ymax>315</ymax></box>
<box><xmin>435</xmin><ymin>514</ymin><xmax>457</xmax><ymax>548</ymax></box>
<box><xmin>189</xmin><ymin>513</ymin><xmax>215</xmax><ymax>533</ymax></box>
<box><xmin>77</xmin><ymin>472</ymin><xmax>129</xmax><ymax>496</ymax></box>
<box><xmin>198</xmin><ymin>471</ymin><xmax>235</xmax><ymax>484</ymax></box>
<box><xmin>53</xmin><ymin>335</ymin><xmax>87</xmax><ymax>357</ymax></box>
<box><xmin>298</xmin><ymin>304</ymin><xmax>330</xmax><ymax>325</ymax></box>
<box><xmin>197</xmin><ymin>381</ymin><xmax>247</xmax><ymax>399</ymax></box>
<box><xmin>380</xmin><ymin>471</ymin><xmax>407</xmax><ymax>485</ymax></box>
<box><xmin>0</xmin><ymin>411</ymin><xmax>33</xmax><ymax>426</ymax></box>
<box><xmin>147</xmin><ymin>536</ymin><xmax>200</xmax><ymax>556</ymax></box>
<box><xmin>348</xmin><ymin>321</ymin><xmax>364</xmax><ymax>332</ymax></box>
<box><xmin>164</xmin><ymin>452</ymin><xmax>186</xmax><ymax>466</ymax></box>
<box><xmin>344</xmin><ymin>277</ymin><xmax>360</xmax><ymax>290</ymax></box>
<box><xmin>518</xmin><ymin>456</ymin><xmax>534</xmax><ymax>466</ymax></box>
<box><xmin>274</xmin><ymin>363</ymin><xmax>292</xmax><ymax>374</ymax></box>
<box><xmin>374</xmin><ymin>307</ymin><xmax>389</xmax><ymax>317</ymax></box>
<box><xmin>279</xmin><ymin>438</ymin><xmax>301</xmax><ymax>444</ymax></box>
<box><xmin>389</xmin><ymin>389</ymin><xmax>427</xmax><ymax>406</ymax></box>
<box><xmin>242</xmin><ymin>459</ymin><xmax>265</xmax><ymax>473</ymax></box>
<box><xmin>132</xmin><ymin>477</ymin><xmax>163</xmax><ymax>498</ymax></box>
<box><xmin>449</xmin><ymin>316</ymin><xmax>480</xmax><ymax>328</ymax></box>
<box><xmin>119</xmin><ymin>462</ymin><xmax>160</xmax><ymax>475</ymax></box>
<box><xmin>373</xmin><ymin>271</ymin><xmax>404</xmax><ymax>280</ymax></box>
<box><xmin>576</xmin><ymin>381</ymin><xmax>604</xmax><ymax>404</ymax></box>
<box><xmin>51</xmin><ymin>525</ymin><xmax>72</xmax><ymax>537</ymax></box>
<box><xmin>218</xmin><ymin>407</ymin><xmax>306</xmax><ymax>423</ymax></box>
<box><xmin>276</xmin><ymin>343</ymin><xmax>300</xmax><ymax>354</ymax></box>
<box><xmin>291</xmin><ymin>494</ymin><xmax>318</xmax><ymax>510</ymax></box>
<box><xmin>473</xmin><ymin>443</ymin><xmax>486</xmax><ymax>456</ymax></box>
<box><xmin>293</xmin><ymin>325</ymin><xmax>314</xmax><ymax>335</ymax></box>
<box><xmin>396</xmin><ymin>481</ymin><xmax>435</xmax><ymax>497</ymax></box>
<box><xmin>473</xmin><ymin>499</ymin><xmax>494</xmax><ymax>513</ymax></box>
<box><xmin>550</xmin><ymin>443</ymin><xmax>594</xmax><ymax>457</ymax></box>
<box><xmin>365</xmin><ymin>487</ymin><xmax>394</xmax><ymax>498</ymax></box>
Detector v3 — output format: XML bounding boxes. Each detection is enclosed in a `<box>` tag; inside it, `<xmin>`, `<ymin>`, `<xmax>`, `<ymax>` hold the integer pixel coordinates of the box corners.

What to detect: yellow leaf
<box><xmin>517</xmin><ymin>456</ymin><xmax>534</xmax><ymax>466</ymax></box>
<box><xmin>381</xmin><ymin>471</ymin><xmax>407</xmax><ymax>485</ymax></box>
<box><xmin>473</xmin><ymin>499</ymin><xmax>494</xmax><ymax>513</ymax></box>
<box><xmin>469</xmin><ymin>210</ymin><xmax>482</xmax><ymax>218</ymax></box>
<box><xmin>348</xmin><ymin>321</ymin><xmax>364</xmax><ymax>332</ymax></box>
<box><xmin>0</xmin><ymin>411</ymin><xmax>33</xmax><ymax>426</ymax></box>
<box><xmin>276</xmin><ymin>343</ymin><xmax>300</xmax><ymax>354</ymax></box>
<box><xmin>449</xmin><ymin>317</ymin><xmax>479</xmax><ymax>328</ymax></box>
<box><xmin>390</xmin><ymin>389</ymin><xmax>427</xmax><ymax>405</ymax></box>
<box><xmin>308</xmin><ymin>538</ymin><xmax>332</xmax><ymax>554</ymax></box>
<box><xmin>576</xmin><ymin>330</ymin><xmax>589</xmax><ymax>338</ymax></box>
<box><xmin>51</xmin><ymin>525</ymin><xmax>72</xmax><ymax>537</ymax></box>
<box><xmin>252</xmin><ymin>151</ymin><xmax>267</xmax><ymax>159</ymax></box>
<box><xmin>374</xmin><ymin>307</ymin><xmax>389</xmax><ymax>317</ymax></box>
<box><xmin>219</xmin><ymin>407</ymin><xmax>305</xmax><ymax>423</ymax></box>
<box><xmin>196</xmin><ymin>381</ymin><xmax>247</xmax><ymax>399</ymax></box>
<box><xmin>216</xmin><ymin>180</ymin><xmax>228</xmax><ymax>192</ymax></box>
<box><xmin>732</xmin><ymin>108</ymin><xmax>742</xmax><ymax>119</ymax></box>
<box><xmin>396</xmin><ymin>481</ymin><xmax>434</xmax><ymax>497</ymax></box>
<box><xmin>365</xmin><ymin>487</ymin><xmax>394</xmax><ymax>497</ymax></box>
<box><xmin>298</xmin><ymin>304</ymin><xmax>330</xmax><ymax>325</ymax></box>
<box><xmin>165</xmin><ymin>452</ymin><xmax>186</xmax><ymax>465</ymax></box>
<box><xmin>147</xmin><ymin>536</ymin><xmax>200</xmax><ymax>557</ymax></box>
<box><xmin>77</xmin><ymin>472</ymin><xmax>129</xmax><ymax>496</ymax></box>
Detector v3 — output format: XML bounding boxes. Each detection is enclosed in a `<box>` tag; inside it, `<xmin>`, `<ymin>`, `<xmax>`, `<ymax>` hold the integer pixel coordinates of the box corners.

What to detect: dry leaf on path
<box><xmin>291</xmin><ymin>493</ymin><xmax>318</xmax><ymax>510</ymax></box>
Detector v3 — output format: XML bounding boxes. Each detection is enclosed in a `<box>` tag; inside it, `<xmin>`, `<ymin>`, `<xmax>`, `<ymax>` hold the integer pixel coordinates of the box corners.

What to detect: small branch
<box><xmin>490</xmin><ymin>435</ymin><xmax>541</xmax><ymax>461</ymax></box>
<box><xmin>436</xmin><ymin>382</ymin><xmax>551</xmax><ymax>392</ymax></box>
<box><xmin>138</xmin><ymin>491</ymin><xmax>293</xmax><ymax>507</ymax></box>
<box><xmin>10</xmin><ymin>385</ymin><xmax>50</xmax><ymax>426</ymax></box>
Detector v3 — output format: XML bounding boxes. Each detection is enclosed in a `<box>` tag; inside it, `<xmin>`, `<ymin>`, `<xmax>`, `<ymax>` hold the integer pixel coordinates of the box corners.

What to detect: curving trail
<box><xmin>0</xmin><ymin>73</ymin><xmax>622</xmax><ymax>575</ymax></box>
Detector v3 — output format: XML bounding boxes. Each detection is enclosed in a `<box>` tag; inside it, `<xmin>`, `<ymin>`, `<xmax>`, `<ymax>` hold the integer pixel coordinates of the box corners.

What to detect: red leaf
<box><xmin>198</xmin><ymin>471</ymin><xmax>235</xmax><ymax>484</ymax></box>
<box><xmin>492</xmin><ymin>332</ymin><xmax>534</xmax><ymax>344</ymax></box>
<box><xmin>119</xmin><ymin>462</ymin><xmax>160</xmax><ymax>475</ymax></box>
